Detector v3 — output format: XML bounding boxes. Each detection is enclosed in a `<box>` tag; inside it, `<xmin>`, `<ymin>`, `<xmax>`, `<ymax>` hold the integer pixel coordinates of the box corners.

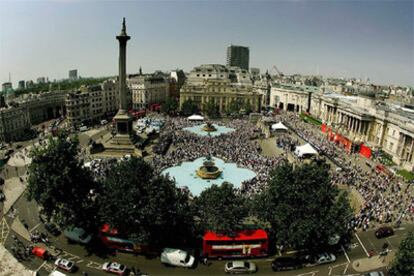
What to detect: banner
<box><xmin>359</xmin><ymin>144</ymin><xmax>372</xmax><ymax>159</ymax></box>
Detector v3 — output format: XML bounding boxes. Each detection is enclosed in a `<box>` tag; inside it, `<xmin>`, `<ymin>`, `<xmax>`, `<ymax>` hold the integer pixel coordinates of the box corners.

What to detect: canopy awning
<box><xmin>294</xmin><ymin>143</ymin><xmax>318</xmax><ymax>157</ymax></box>
<box><xmin>271</xmin><ymin>122</ymin><xmax>288</xmax><ymax>131</ymax></box>
<box><xmin>188</xmin><ymin>114</ymin><xmax>204</xmax><ymax>121</ymax></box>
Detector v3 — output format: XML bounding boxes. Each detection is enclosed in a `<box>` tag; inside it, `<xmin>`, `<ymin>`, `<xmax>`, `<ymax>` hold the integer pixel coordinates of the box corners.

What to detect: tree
<box><xmin>204</xmin><ymin>101</ymin><xmax>220</xmax><ymax>118</ymax></box>
<box><xmin>193</xmin><ymin>182</ymin><xmax>248</xmax><ymax>235</ymax></box>
<box><xmin>243</xmin><ymin>101</ymin><xmax>253</xmax><ymax>114</ymax></box>
<box><xmin>161</xmin><ymin>97</ymin><xmax>178</xmax><ymax>115</ymax></box>
<box><xmin>226</xmin><ymin>100</ymin><xmax>242</xmax><ymax>115</ymax></box>
<box><xmin>389</xmin><ymin>230</ymin><xmax>414</xmax><ymax>276</ymax></box>
<box><xmin>97</xmin><ymin>157</ymin><xmax>193</xmax><ymax>246</ymax></box>
<box><xmin>181</xmin><ymin>99</ymin><xmax>199</xmax><ymax>116</ymax></box>
<box><xmin>253</xmin><ymin>160</ymin><xmax>352</xmax><ymax>252</ymax></box>
<box><xmin>27</xmin><ymin>132</ymin><xmax>98</xmax><ymax>231</ymax></box>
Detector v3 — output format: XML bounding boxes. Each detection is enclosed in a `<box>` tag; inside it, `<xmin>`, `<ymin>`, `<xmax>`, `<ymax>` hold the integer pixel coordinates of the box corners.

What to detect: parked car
<box><xmin>160</xmin><ymin>248</ymin><xmax>195</xmax><ymax>268</ymax></box>
<box><xmin>363</xmin><ymin>272</ymin><xmax>385</xmax><ymax>276</ymax></box>
<box><xmin>45</xmin><ymin>222</ymin><xmax>61</xmax><ymax>236</ymax></box>
<box><xmin>0</xmin><ymin>191</ymin><xmax>5</xmax><ymax>202</ymax></box>
<box><xmin>54</xmin><ymin>258</ymin><xmax>76</xmax><ymax>272</ymax></box>
<box><xmin>224</xmin><ymin>261</ymin><xmax>257</xmax><ymax>274</ymax></box>
<box><xmin>375</xmin><ymin>226</ymin><xmax>394</xmax><ymax>239</ymax></box>
<box><xmin>102</xmin><ymin>262</ymin><xmax>127</xmax><ymax>275</ymax></box>
<box><xmin>271</xmin><ymin>256</ymin><xmax>302</xmax><ymax>271</ymax></box>
<box><xmin>101</xmin><ymin>120</ymin><xmax>108</xmax><ymax>125</ymax></box>
<box><xmin>63</xmin><ymin>227</ymin><xmax>92</xmax><ymax>244</ymax></box>
<box><xmin>315</xmin><ymin>253</ymin><xmax>336</xmax><ymax>264</ymax></box>
<box><xmin>79</xmin><ymin>126</ymin><xmax>89</xmax><ymax>132</ymax></box>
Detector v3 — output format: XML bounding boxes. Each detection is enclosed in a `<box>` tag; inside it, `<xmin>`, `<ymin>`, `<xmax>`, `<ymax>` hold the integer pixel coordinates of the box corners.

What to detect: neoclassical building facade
<box><xmin>270</xmin><ymin>84</ymin><xmax>414</xmax><ymax>170</ymax></box>
<box><xmin>180</xmin><ymin>64</ymin><xmax>262</xmax><ymax>114</ymax></box>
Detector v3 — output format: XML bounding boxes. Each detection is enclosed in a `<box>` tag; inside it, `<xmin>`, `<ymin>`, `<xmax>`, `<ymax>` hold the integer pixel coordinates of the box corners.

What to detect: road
<box><xmin>5</xmin><ymin>193</ymin><xmax>412</xmax><ymax>276</ymax></box>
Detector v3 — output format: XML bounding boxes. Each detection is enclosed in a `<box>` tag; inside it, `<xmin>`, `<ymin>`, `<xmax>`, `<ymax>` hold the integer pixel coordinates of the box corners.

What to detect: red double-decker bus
<box><xmin>202</xmin><ymin>229</ymin><xmax>268</xmax><ymax>259</ymax></box>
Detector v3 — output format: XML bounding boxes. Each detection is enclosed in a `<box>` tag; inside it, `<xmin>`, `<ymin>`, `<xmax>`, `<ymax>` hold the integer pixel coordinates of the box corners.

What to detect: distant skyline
<box><xmin>0</xmin><ymin>0</ymin><xmax>413</xmax><ymax>87</ymax></box>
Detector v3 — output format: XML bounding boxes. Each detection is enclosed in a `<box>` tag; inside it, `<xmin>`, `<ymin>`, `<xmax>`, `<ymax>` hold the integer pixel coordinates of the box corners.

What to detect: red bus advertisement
<box><xmin>202</xmin><ymin>229</ymin><xmax>268</xmax><ymax>259</ymax></box>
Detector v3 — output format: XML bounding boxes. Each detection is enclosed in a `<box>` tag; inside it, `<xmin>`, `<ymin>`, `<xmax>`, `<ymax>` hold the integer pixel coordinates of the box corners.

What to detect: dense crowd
<box><xmin>151</xmin><ymin>117</ymin><xmax>285</xmax><ymax>195</ymax></box>
<box><xmin>275</xmin><ymin>112</ymin><xmax>414</xmax><ymax>228</ymax></box>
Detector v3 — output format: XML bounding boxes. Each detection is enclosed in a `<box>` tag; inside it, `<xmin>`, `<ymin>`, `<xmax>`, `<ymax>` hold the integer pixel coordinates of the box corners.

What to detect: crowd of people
<box><xmin>274</xmin><ymin>112</ymin><xmax>414</xmax><ymax>228</ymax></box>
<box><xmin>77</xmin><ymin>112</ymin><xmax>414</xmax><ymax>229</ymax></box>
<box><xmin>151</xmin><ymin>117</ymin><xmax>286</xmax><ymax>195</ymax></box>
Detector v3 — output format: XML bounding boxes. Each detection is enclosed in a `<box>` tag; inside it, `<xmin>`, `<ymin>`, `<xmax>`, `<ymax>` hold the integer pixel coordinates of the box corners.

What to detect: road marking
<box><xmin>35</xmin><ymin>261</ymin><xmax>48</xmax><ymax>272</ymax></box>
<box><xmin>341</xmin><ymin>245</ymin><xmax>351</xmax><ymax>263</ymax></box>
<box><xmin>43</xmin><ymin>263</ymin><xmax>54</xmax><ymax>273</ymax></box>
<box><xmin>355</xmin><ymin>233</ymin><xmax>369</xmax><ymax>257</ymax></box>
<box><xmin>343</xmin><ymin>263</ymin><xmax>350</xmax><ymax>274</ymax></box>
<box><xmin>0</xmin><ymin>218</ymin><xmax>10</xmax><ymax>245</ymax></box>
<box><xmin>350</xmin><ymin>242</ymin><xmax>359</xmax><ymax>249</ymax></box>
<box><xmin>329</xmin><ymin>263</ymin><xmax>349</xmax><ymax>275</ymax></box>
<box><xmin>297</xmin><ymin>271</ymin><xmax>318</xmax><ymax>276</ymax></box>
<box><xmin>86</xmin><ymin>261</ymin><xmax>103</xmax><ymax>269</ymax></box>
<box><xmin>386</xmin><ymin>237</ymin><xmax>394</xmax><ymax>248</ymax></box>
<box><xmin>395</xmin><ymin>227</ymin><xmax>405</xmax><ymax>231</ymax></box>
<box><xmin>29</xmin><ymin>222</ymin><xmax>41</xmax><ymax>233</ymax></box>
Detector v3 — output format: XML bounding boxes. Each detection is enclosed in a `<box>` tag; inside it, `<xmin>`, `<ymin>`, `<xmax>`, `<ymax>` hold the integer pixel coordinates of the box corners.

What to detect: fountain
<box><xmin>196</xmin><ymin>154</ymin><xmax>222</xmax><ymax>179</ymax></box>
<box><xmin>202</xmin><ymin>121</ymin><xmax>217</xmax><ymax>132</ymax></box>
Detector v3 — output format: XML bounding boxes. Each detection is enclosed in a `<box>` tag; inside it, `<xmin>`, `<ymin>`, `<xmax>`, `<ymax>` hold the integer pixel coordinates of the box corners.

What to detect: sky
<box><xmin>0</xmin><ymin>0</ymin><xmax>413</xmax><ymax>87</ymax></box>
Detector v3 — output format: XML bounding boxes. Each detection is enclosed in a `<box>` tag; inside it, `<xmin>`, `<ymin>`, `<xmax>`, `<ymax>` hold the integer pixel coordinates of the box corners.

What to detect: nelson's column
<box><xmin>103</xmin><ymin>18</ymin><xmax>138</xmax><ymax>156</ymax></box>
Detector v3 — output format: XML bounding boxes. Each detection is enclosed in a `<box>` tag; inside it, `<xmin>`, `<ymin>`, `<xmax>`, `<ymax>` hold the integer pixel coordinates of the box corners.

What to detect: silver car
<box><xmin>315</xmin><ymin>252</ymin><xmax>336</xmax><ymax>264</ymax></box>
<box><xmin>224</xmin><ymin>261</ymin><xmax>257</xmax><ymax>274</ymax></box>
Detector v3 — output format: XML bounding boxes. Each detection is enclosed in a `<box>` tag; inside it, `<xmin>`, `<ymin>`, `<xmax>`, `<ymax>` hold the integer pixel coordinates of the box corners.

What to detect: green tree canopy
<box><xmin>226</xmin><ymin>100</ymin><xmax>242</xmax><ymax>115</ymax></box>
<box><xmin>389</xmin><ymin>230</ymin><xmax>414</xmax><ymax>275</ymax></box>
<box><xmin>193</xmin><ymin>182</ymin><xmax>248</xmax><ymax>235</ymax></box>
<box><xmin>97</xmin><ymin>157</ymin><xmax>193</xmax><ymax>246</ymax></box>
<box><xmin>203</xmin><ymin>101</ymin><xmax>220</xmax><ymax>118</ymax></box>
<box><xmin>253</xmin><ymin>161</ymin><xmax>352</xmax><ymax>252</ymax></box>
<box><xmin>181</xmin><ymin>99</ymin><xmax>199</xmax><ymax>116</ymax></box>
<box><xmin>161</xmin><ymin>97</ymin><xmax>178</xmax><ymax>115</ymax></box>
<box><xmin>27</xmin><ymin>132</ymin><xmax>98</xmax><ymax>231</ymax></box>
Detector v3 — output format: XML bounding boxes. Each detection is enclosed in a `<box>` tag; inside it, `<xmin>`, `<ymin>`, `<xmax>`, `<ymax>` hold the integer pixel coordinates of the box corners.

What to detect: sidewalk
<box><xmin>2</xmin><ymin>177</ymin><xmax>26</xmax><ymax>215</ymax></box>
<box><xmin>352</xmin><ymin>252</ymin><xmax>395</xmax><ymax>272</ymax></box>
<box><xmin>0</xmin><ymin>245</ymin><xmax>36</xmax><ymax>276</ymax></box>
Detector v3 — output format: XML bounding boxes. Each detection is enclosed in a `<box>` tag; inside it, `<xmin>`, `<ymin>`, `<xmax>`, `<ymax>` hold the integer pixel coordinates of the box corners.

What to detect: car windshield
<box><xmin>79</xmin><ymin>232</ymin><xmax>88</xmax><ymax>240</ymax></box>
<box><xmin>119</xmin><ymin>265</ymin><xmax>125</xmax><ymax>270</ymax></box>
<box><xmin>184</xmin><ymin>254</ymin><xmax>190</xmax><ymax>263</ymax></box>
<box><xmin>244</xmin><ymin>262</ymin><xmax>249</xmax><ymax>268</ymax></box>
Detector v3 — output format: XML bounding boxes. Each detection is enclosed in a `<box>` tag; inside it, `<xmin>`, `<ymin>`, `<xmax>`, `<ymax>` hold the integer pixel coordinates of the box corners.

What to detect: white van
<box><xmin>49</xmin><ymin>270</ymin><xmax>67</xmax><ymax>276</ymax></box>
<box><xmin>160</xmin><ymin>248</ymin><xmax>195</xmax><ymax>268</ymax></box>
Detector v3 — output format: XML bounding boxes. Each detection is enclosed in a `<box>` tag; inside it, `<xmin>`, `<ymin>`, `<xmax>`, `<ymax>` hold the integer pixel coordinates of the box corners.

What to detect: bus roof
<box><xmin>203</xmin><ymin>229</ymin><xmax>267</xmax><ymax>241</ymax></box>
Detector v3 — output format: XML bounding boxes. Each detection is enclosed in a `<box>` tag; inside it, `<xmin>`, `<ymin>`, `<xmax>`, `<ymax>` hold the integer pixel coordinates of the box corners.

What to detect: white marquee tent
<box><xmin>271</xmin><ymin>122</ymin><xmax>288</xmax><ymax>131</ymax></box>
<box><xmin>188</xmin><ymin>114</ymin><xmax>204</xmax><ymax>121</ymax></box>
<box><xmin>294</xmin><ymin>143</ymin><xmax>318</xmax><ymax>158</ymax></box>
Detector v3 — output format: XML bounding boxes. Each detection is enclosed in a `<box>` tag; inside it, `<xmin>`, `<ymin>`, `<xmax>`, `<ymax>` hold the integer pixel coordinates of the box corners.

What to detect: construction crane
<box><xmin>271</xmin><ymin>65</ymin><xmax>284</xmax><ymax>77</ymax></box>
